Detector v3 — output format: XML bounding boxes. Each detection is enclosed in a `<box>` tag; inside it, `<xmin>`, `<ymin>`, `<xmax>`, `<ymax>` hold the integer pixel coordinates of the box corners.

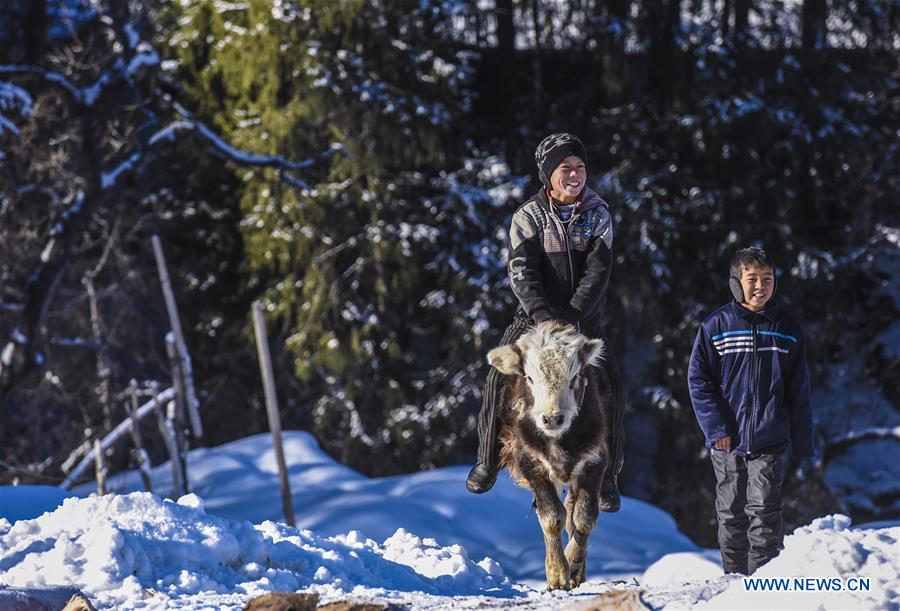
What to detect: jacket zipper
<box><xmin>563</xmin><ymin>227</ymin><xmax>575</xmax><ymax>293</ymax></box>
<box><xmin>748</xmin><ymin>314</ymin><xmax>758</xmax><ymax>453</ymax></box>
<box><xmin>549</xmin><ymin>206</ymin><xmax>576</xmax><ymax>294</ymax></box>
<box><xmin>557</xmin><ymin>216</ymin><xmax>577</xmax><ymax>330</ymax></box>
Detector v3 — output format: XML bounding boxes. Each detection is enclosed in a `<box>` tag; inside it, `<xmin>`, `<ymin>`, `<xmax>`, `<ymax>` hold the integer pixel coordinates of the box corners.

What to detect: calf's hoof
<box><xmin>569</xmin><ymin>561</ymin><xmax>586</xmax><ymax>588</ymax></box>
<box><xmin>546</xmin><ymin>575</ymin><xmax>571</xmax><ymax>591</ymax></box>
<box><xmin>545</xmin><ymin>564</ymin><xmax>571</xmax><ymax>591</ymax></box>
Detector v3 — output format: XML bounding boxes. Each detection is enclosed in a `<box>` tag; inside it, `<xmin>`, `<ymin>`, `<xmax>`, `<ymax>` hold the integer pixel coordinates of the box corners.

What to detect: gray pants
<box><xmin>710</xmin><ymin>450</ymin><xmax>785</xmax><ymax>575</ymax></box>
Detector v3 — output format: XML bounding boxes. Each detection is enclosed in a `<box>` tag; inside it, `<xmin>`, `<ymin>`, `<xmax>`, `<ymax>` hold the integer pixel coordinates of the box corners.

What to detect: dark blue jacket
<box><xmin>687</xmin><ymin>300</ymin><xmax>813</xmax><ymax>457</ymax></box>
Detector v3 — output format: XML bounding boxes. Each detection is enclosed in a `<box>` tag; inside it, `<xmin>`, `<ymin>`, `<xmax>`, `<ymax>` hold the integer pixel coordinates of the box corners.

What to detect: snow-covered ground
<box><xmin>0</xmin><ymin>432</ymin><xmax>896</xmax><ymax>609</ymax></box>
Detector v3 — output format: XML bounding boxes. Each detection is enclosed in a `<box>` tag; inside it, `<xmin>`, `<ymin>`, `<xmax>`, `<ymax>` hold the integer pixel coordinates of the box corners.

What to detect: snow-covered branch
<box><xmin>149</xmin><ymin>119</ymin><xmax>342</xmax><ymax>173</ymax></box>
<box><xmin>0</xmin><ymin>41</ymin><xmax>159</xmax><ymax>108</ymax></box>
<box><xmin>0</xmin><ymin>65</ymin><xmax>96</xmax><ymax>106</ymax></box>
<box><xmin>101</xmin><ymin>118</ymin><xmax>341</xmax><ymax>191</ymax></box>
<box><xmin>49</xmin><ymin>337</ymin><xmax>103</xmax><ymax>350</ymax></box>
<box><xmin>0</xmin><ymin>80</ymin><xmax>33</xmax><ymax>134</ymax></box>
<box><xmin>792</xmin><ymin>225</ymin><xmax>900</xmax><ymax>280</ymax></box>
<box><xmin>824</xmin><ymin>426</ymin><xmax>900</xmax><ymax>462</ymax></box>
<box><xmin>0</xmin><ymin>190</ymin><xmax>86</xmax><ymax>390</ymax></box>
<box><xmin>0</xmin><ymin>65</ymin><xmax>79</xmax><ymax>99</ymax></box>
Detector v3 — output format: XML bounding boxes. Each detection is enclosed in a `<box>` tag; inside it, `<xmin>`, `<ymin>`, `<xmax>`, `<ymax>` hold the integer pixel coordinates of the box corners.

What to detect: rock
<box><xmin>62</xmin><ymin>594</ymin><xmax>96</xmax><ymax>611</ymax></box>
<box><xmin>563</xmin><ymin>587</ymin><xmax>649</xmax><ymax>610</ymax></box>
<box><xmin>0</xmin><ymin>587</ymin><xmax>95</xmax><ymax>611</ymax></box>
<box><xmin>318</xmin><ymin>602</ymin><xmax>400</xmax><ymax>611</ymax></box>
<box><xmin>242</xmin><ymin>592</ymin><xmax>319</xmax><ymax>611</ymax></box>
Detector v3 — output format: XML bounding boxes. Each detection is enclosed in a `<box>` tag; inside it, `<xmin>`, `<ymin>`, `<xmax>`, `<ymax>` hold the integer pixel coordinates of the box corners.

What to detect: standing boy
<box><xmin>466</xmin><ymin>132</ymin><xmax>625</xmax><ymax>514</ymax></box>
<box><xmin>688</xmin><ymin>247</ymin><xmax>813</xmax><ymax>575</ymax></box>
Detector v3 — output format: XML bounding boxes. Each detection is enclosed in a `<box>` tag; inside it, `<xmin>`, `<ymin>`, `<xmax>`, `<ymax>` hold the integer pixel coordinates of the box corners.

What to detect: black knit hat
<box><xmin>534</xmin><ymin>132</ymin><xmax>587</xmax><ymax>189</ymax></box>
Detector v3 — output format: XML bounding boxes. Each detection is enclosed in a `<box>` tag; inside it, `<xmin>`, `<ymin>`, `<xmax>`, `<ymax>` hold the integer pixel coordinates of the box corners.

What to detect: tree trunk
<box><xmin>722</xmin><ymin>0</ymin><xmax>732</xmax><ymax>37</ymax></box>
<box><xmin>665</xmin><ymin>0</ymin><xmax>681</xmax><ymax>103</ymax></box>
<box><xmin>733</xmin><ymin>0</ymin><xmax>752</xmax><ymax>89</ymax></box>
<box><xmin>734</xmin><ymin>0</ymin><xmax>750</xmax><ymax>41</ymax></box>
<box><xmin>646</xmin><ymin>0</ymin><xmax>679</xmax><ymax>107</ymax></box>
<box><xmin>496</xmin><ymin>0</ymin><xmax>515</xmax><ymax>158</ymax></box>
<box><xmin>5</xmin><ymin>109</ymin><xmax>104</xmax><ymax>392</ymax></box>
<box><xmin>530</xmin><ymin>0</ymin><xmax>544</xmax><ymax>125</ymax></box>
<box><xmin>596</xmin><ymin>0</ymin><xmax>629</xmax><ymax>108</ymax></box>
<box><xmin>24</xmin><ymin>0</ymin><xmax>47</xmax><ymax>63</ymax></box>
<box><xmin>802</xmin><ymin>0</ymin><xmax>827</xmax><ymax>51</ymax></box>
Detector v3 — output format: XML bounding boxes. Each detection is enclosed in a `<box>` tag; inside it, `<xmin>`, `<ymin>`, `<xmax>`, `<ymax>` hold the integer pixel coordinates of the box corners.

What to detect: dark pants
<box><xmin>476</xmin><ymin>316</ymin><xmax>626</xmax><ymax>479</ymax></box>
<box><xmin>710</xmin><ymin>450</ymin><xmax>785</xmax><ymax>575</ymax></box>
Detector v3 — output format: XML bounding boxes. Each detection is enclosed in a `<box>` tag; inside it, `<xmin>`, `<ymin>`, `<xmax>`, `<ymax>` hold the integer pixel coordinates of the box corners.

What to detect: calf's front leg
<box><xmin>565</xmin><ymin>460</ymin><xmax>604</xmax><ymax>588</ymax></box>
<box><xmin>521</xmin><ymin>458</ymin><xmax>570</xmax><ymax>590</ymax></box>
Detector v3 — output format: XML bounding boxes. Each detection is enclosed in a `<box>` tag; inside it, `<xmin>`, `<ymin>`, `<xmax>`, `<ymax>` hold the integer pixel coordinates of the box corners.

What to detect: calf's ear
<box><xmin>579</xmin><ymin>339</ymin><xmax>606</xmax><ymax>368</ymax></box>
<box><xmin>488</xmin><ymin>345</ymin><xmax>524</xmax><ymax>375</ymax></box>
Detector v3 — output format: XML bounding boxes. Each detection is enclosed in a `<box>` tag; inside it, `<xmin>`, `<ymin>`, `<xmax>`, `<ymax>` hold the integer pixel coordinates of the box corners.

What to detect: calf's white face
<box><xmin>488</xmin><ymin>322</ymin><xmax>605</xmax><ymax>437</ymax></box>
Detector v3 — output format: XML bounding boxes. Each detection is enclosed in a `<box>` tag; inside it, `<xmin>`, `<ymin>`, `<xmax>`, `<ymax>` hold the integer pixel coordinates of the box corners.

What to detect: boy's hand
<box><xmin>713</xmin><ymin>436</ymin><xmax>732</xmax><ymax>452</ymax></box>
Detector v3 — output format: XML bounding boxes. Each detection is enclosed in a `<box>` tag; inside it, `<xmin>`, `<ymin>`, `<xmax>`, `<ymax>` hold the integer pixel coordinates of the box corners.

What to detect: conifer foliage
<box><xmin>163</xmin><ymin>0</ymin><xmax>487</xmax><ymax>472</ymax></box>
<box><xmin>1</xmin><ymin>0</ymin><xmax>897</xmax><ymax>545</ymax></box>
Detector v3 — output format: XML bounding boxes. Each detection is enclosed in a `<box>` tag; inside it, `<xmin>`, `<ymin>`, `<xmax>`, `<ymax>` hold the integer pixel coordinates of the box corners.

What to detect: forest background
<box><xmin>1</xmin><ymin>0</ymin><xmax>897</xmax><ymax>546</ymax></box>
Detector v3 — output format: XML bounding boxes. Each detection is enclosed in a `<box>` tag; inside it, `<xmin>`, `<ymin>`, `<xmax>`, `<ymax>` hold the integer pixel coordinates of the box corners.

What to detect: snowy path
<box><xmin>1</xmin><ymin>432</ymin><xmax>896</xmax><ymax>610</ymax></box>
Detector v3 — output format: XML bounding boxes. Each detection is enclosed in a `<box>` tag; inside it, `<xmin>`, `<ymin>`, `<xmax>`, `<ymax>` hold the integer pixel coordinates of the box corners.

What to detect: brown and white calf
<box><xmin>488</xmin><ymin>321</ymin><xmax>612</xmax><ymax>591</ymax></box>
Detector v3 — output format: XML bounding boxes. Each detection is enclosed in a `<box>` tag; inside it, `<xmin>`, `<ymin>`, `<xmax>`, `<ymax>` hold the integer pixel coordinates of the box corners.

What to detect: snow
<box><xmin>72</xmin><ymin>431</ymin><xmax>695</xmax><ymax>582</ymax></box>
<box><xmin>695</xmin><ymin>515</ymin><xmax>899</xmax><ymax>610</ymax></box>
<box><xmin>101</xmin><ymin>151</ymin><xmax>141</xmax><ymax>189</ymax></box>
<box><xmin>642</xmin><ymin>551</ymin><xmax>724</xmax><ymax>587</ymax></box>
<box><xmin>126</xmin><ymin>42</ymin><xmax>161</xmax><ymax>78</ymax></box>
<box><xmin>639</xmin><ymin>514</ymin><xmax>899</xmax><ymax>610</ymax></box>
<box><xmin>0</xmin><ymin>81</ymin><xmax>33</xmax><ymax>115</ymax></box>
<box><xmin>1</xmin><ymin>432</ymin><xmax>897</xmax><ymax>609</ymax></box>
<box><xmin>0</xmin><ymin>342</ymin><xmax>14</xmax><ymax>367</ymax></box>
<box><xmin>0</xmin><ymin>80</ymin><xmax>32</xmax><ymax>135</ymax></box>
<box><xmin>824</xmin><ymin>438</ymin><xmax>900</xmax><ymax>516</ymax></box>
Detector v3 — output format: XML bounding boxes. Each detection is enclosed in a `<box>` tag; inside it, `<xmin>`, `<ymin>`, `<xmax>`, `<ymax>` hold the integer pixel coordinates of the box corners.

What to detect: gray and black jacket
<box><xmin>507</xmin><ymin>187</ymin><xmax>613</xmax><ymax>335</ymax></box>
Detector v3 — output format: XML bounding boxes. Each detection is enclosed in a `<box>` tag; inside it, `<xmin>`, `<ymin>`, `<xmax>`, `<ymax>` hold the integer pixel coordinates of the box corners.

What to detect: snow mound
<box><xmin>74</xmin><ymin>431</ymin><xmax>701</xmax><ymax>582</ymax></box>
<box><xmin>0</xmin><ymin>492</ymin><xmax>517</xmax><ymax>609</ymax></box>
<box><xmin>698</xmin><ymin>514</ymin><xmax>899</xmax><ymax>610</ymax></box>
<box><xmin>642</xmin><ymin>551</ymin><xmax>722</xmax><ymax>586</ymax></box>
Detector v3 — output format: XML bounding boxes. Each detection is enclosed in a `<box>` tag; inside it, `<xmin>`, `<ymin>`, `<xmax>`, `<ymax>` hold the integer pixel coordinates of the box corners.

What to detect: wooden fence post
<box><xmin>94</xmin><ymin>439</ymin><xmax>107</xmax><ymax>495</ymax></box>
<box><xmin>251</xmin><ymin>300</ymin><xmax>295</xmax><ymax>526</ymax></box>
<box><xmin>155</xmin><ymin>397</ymin><xmax>184</xmax><ymax>499</ymax></box>
<box><xmin>152</xmin><ymin>234</ymin><xmax>203</xmax><ymax>439</ymax></box>
<box><xmin>166</xmin><ymin>334</ymin><xmax>190</xmax><ymax>495</ymax></box>
<box><xmin>127</xmin><ymin>381</ymin><xmax>153</xmax><ymax>492</ymax></box>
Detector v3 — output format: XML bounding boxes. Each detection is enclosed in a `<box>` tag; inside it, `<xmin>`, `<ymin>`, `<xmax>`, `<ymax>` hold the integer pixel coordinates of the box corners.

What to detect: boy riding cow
<box><xmin>467</xmin><ymin>132</ymin><xmax>625</xmax><ymax>514</ymax></box>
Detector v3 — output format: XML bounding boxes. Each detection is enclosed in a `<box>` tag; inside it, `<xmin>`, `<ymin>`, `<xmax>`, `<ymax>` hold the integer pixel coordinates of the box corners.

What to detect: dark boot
<box><xmin>469</xmin><ymin>316</ymin><xmax>531</xmax><ymax>496</ymax></box>
<box><xmin>466</xmin><ymin>462</ymin><xmax>498</xmax><ymax>494</ymax></box>
<box><xmin>599</xmin><ymin>474</ymin><xmax>621</xmax><ymax>512</ymax></box>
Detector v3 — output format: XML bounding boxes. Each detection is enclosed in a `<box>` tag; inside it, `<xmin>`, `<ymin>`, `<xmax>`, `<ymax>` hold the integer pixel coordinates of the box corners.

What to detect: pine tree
<box><xmin>164</xmin><ymin>0</ymin><xmax>484</xmax><ymax>472</ymax></box>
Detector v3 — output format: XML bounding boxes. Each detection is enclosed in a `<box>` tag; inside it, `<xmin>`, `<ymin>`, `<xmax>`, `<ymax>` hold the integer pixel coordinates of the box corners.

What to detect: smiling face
<box><xmin>739</xmin><ymin>265</ymin><xmax>775</xmax><ymax>311</ymax></box>
<box><xmin>548</xmin><ymin>155</ymin><xmax>587</xmax><ymax>204</ymax></box>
